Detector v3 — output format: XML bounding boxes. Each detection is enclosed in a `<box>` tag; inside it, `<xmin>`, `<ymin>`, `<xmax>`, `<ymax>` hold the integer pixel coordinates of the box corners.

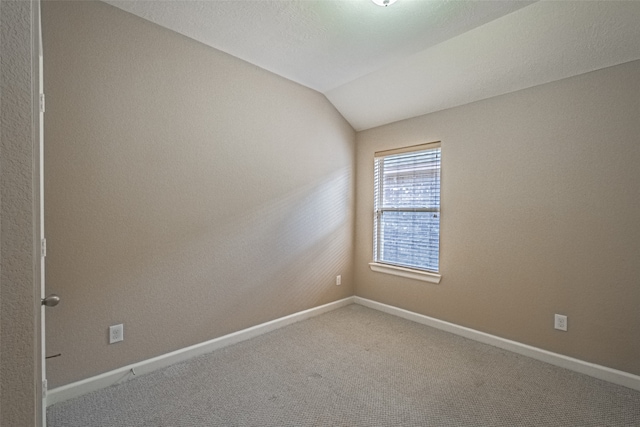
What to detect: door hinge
<box><xmin>39</xmin><ymin>93</ymin><xmax>45</xmax><ymax>113</ymax></box>
<box><xmin>41</xmin><ymin>238</ymin><xmax>47</xmax><ymax>258</ymax></box>
<box><xmin>42</xmin><ymin>379</ymin><xmax>48</xmax><ymax>398</ymax></box>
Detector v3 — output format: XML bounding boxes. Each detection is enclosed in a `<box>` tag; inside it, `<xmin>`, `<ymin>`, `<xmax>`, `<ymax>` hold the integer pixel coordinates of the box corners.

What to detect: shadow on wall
<box><xmin>149</xmin><ymin>167</ymin><xmax>354</xmax><ymax>329</ymax></box>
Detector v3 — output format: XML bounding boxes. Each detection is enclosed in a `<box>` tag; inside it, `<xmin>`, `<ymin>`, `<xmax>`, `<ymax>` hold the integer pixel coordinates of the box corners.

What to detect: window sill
<box><xmin>369</xmin><ymin>262</ymin><xmax>442</xmax><ymax>284</ymax></box>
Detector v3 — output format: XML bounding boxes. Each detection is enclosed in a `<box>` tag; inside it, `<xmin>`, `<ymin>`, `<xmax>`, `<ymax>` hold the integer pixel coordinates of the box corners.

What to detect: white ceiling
<box><xmin>104</xmin><ymin>0</ymin><xmax>640</xmax><ymax>131</ymax></box>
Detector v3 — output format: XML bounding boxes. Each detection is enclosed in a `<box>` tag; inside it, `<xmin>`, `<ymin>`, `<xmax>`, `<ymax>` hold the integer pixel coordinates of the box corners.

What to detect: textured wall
<box><xmin>0</xmin><ymin>0</ymin><xmax>42</xmax><ymax>425</ymax></box>
<box><xmin>42</xmin><ymin>1</ymin><xmax>354</xmax><ymax>388</ymax></box>
<box><xmin>355</xmin><ymin>60</ymin><xmax>640</xmax><ymax>376</ymax></box>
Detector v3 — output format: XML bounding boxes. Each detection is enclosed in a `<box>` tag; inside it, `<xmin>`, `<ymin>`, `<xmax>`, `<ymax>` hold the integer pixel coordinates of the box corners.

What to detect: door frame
<box><xmin>35</xmin><ymin>0</ymin><xmax>46</xmax><ymax>424</ymax></box>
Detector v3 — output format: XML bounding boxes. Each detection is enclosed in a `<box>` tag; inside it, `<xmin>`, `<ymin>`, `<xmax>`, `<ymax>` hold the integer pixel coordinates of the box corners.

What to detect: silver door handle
<box><xmin>42</xmin><ymin>294</ymin><xmax>60</xmax><ymax>307</ymax></box>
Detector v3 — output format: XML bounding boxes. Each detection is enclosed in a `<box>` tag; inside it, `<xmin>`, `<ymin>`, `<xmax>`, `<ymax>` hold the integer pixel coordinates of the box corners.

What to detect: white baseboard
<box><xmin>354</xmin><ymin>296</ymin><xmax>640</xmax><ymax>392</ymax></box>
<box><xmin>48</xmin><ymin>294</ymin><xmax>640</xmax><ymax>406</ymax></box>
<box><xmin>47</xmin><ymin>296</ymin><xmax>355</xmax><ymax>406</ymax></box>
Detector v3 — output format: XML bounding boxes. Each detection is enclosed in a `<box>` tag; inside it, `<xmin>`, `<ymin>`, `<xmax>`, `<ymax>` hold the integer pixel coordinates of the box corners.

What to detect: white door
<box><xmin>38</xmin><ymin>7</ymin><xmax>47</xmax><ymax>423</ymax></box>
<box><xmin>36</xmin><ymin>3</ymin><xmax>58</xmax><ymax>424</ymax></box>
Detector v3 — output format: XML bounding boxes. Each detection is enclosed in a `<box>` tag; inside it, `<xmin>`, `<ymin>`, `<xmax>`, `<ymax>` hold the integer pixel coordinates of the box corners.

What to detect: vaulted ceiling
<box><xmin>104</xmin><ymin>0</ymin><xmax>640</xmax><ymax>131</ymax></box>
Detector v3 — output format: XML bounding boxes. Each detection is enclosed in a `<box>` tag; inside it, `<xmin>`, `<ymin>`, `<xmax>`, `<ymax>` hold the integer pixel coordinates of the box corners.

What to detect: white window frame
<box><xmin>370</xmin><ymin>142</ymin><xmax>442</xmax><ymax>284</ymax></box>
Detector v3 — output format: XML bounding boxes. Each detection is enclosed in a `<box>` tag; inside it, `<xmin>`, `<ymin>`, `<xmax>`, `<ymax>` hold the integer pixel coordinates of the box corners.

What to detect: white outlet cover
<box><xmin>554</xmin><ymin>314</ymin><xmax>567</xmax><ymax>332</ymax></box>
<box><xmin>109</xmin><ymin>324</ymin><xmax>124</xmax><ymax>343</ymax></box>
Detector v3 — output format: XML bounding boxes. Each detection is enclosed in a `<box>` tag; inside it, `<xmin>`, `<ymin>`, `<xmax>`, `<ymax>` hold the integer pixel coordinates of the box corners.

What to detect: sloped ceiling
<box><xmin>103</xmin><ymin>0</ymin><xmax>640</xmax><ymax>131</ymax></box>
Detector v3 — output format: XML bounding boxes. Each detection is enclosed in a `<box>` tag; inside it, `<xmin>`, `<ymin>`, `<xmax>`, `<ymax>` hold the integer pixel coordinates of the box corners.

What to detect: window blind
<box><xmin>374</xmin><ymin>144</ymin><xmax>441</xmax><ymax>272</ymax></box>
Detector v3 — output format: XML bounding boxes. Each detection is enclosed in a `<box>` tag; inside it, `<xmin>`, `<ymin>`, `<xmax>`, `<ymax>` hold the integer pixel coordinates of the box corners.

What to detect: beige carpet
<box><xmin>47</xmin><ymin>304</ymin><xmax>640</xmax><ymax>426</ymax></box>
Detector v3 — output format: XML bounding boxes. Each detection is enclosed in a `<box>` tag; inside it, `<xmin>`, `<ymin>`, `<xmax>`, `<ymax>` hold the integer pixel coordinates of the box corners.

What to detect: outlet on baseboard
<box><xmin>336</xmin><ymin>275</ymin><xmax>342</xmax><ymax>286</ymax></box>
<box><xmin>554</xmin><ymin>314</ymin><xmax>567</xmax><ymax>332</ymax></box>
<box><xmin>109</xmin><ymin>324</ymin><xmax>124</xmax><ymax>344</ymax></box>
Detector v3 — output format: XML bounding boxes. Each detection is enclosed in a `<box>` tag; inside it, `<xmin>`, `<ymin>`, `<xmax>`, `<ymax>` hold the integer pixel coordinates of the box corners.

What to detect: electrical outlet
<box><xmin>109</xmin><ymin>324</ymin><xmax>124</xmax><ymax>344</ymax></box>
<box><xmin>554</xmin><ymin>314</ymin><xmax>567</xmax><ymax>331</ymax></box>
<box><xmin>336</xmin><ymin>275</ymin><xmax>342</xmax><ymax>286</ymax></box>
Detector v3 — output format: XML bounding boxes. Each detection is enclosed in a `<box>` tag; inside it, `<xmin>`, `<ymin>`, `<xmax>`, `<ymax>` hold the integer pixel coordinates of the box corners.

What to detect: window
<box><xmin>371</xmin><ymin>142</ymin><xmax>441</xmax><ymax>283</ymax></box>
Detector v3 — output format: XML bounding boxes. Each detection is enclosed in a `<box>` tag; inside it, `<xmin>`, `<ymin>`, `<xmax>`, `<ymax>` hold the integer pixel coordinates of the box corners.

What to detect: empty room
<box><xmin>2</xmin><ymin>0</ymin><xmax>640</xmax><ymax>426</ymax></box>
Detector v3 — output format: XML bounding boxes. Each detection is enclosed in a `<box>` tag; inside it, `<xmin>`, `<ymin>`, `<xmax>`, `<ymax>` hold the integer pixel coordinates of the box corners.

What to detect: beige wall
<box><xmin>355</xmin><ymin>60</ymin><xmax>640</xmax><ymax>376</ymax></box>
<box><xmin>1</xmin><ymin>0</ymin><xmax>43</xmax><ymax>425</ymax></box>
<box><xmin>42</xmin><ymin>1</ymin><xmax>354</xmax><ymax>388</ymax></box>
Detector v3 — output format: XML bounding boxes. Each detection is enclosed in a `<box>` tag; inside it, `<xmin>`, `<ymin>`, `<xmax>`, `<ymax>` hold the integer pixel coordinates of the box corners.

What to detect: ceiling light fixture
<box><xmin>371</xmin><ymin>0</ymin><xmax>398</xmax><ymax>7</ymax></box>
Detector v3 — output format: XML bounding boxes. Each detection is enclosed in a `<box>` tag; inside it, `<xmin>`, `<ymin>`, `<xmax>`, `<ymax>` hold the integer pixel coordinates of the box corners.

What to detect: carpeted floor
<box><xmin>47</xmin><ymin>304</ymin><xmax>640</xmax><ymax>426</ymax></box>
